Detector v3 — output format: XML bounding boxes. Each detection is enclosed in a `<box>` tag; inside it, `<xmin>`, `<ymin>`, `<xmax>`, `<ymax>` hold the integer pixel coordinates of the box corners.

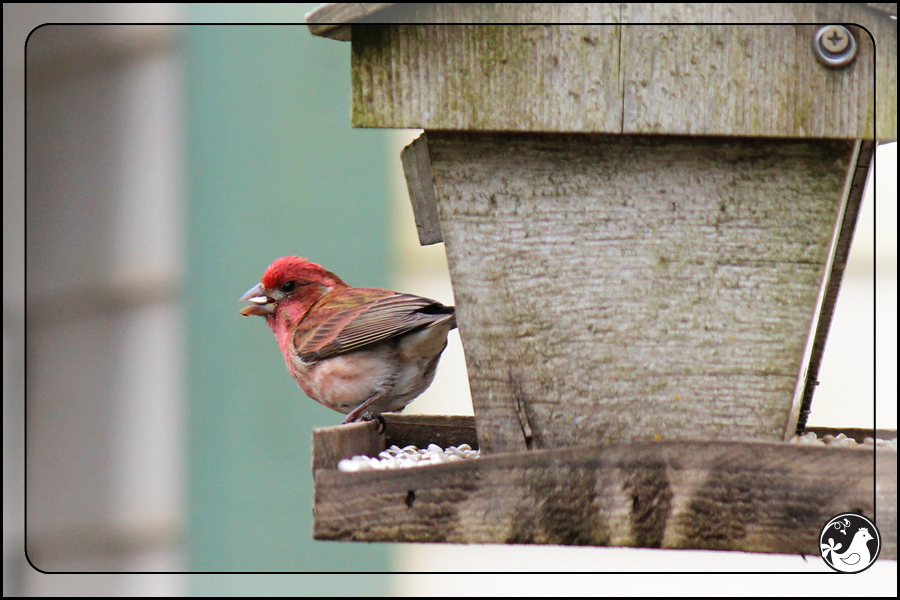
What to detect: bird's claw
<box><xmin>358</xmin><ymin>412</ymin><xmax>386</xmax><ymax>433</ymax></box>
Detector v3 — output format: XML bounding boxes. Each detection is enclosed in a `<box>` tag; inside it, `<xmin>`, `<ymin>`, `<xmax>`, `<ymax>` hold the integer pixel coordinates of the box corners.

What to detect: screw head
<box><xmin>821</xmin><ymin>26</ymin><xmax>849</xmax><ymax>52</ymax></box>
<box><xmin>813</xmin><ymin>25</ymin><xmax>857</xmax><ymax>68</ymax></box>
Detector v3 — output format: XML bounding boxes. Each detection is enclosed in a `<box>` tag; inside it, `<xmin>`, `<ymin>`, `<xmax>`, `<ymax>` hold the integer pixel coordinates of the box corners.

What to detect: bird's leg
<box><xmin>359</xmin><ymin>412</ymin><xmax>387</xmax><ymax>433</ymax></box>
<box><xmin>342</xmin><ymin>392</ymin><xmax>384</xmax><ymax>424</ymax></box>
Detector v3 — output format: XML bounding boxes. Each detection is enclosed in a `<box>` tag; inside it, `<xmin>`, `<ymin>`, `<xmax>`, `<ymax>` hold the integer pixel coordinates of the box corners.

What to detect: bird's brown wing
<box><xmin>294</xmin><ymin>288</ymin><xmax>456</xmax><ymax>362</ymax></box>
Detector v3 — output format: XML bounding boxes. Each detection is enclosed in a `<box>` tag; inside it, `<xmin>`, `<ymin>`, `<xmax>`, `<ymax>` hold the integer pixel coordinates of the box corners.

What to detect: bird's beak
<box><xmin>239</xmin><ymin>282</ymin><xmax>278</xmax><ymax>316</ymax></box>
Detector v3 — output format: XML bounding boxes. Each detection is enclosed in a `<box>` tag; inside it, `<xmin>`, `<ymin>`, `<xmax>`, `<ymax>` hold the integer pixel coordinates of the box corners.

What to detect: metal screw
<box><xmin>822</xmin><ymin>27</ymin><xmax>849</xmax><ymax>53</ymax></box>
<box><xmin>813</xmin><ymin>25</ymin><xmax>857</xmax><ymax>68</ymax></box>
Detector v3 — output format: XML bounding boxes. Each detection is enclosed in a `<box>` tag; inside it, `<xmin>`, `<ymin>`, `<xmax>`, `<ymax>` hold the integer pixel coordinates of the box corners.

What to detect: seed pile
<box><xmin>787</xmin><ymin>432</ymin><xmax>897</xmax><ymax>449</ymax></box>
<box><xmin>337</xmin><ymin>443</ymin><xmax>480</xmax><ymax>472</ymax></box>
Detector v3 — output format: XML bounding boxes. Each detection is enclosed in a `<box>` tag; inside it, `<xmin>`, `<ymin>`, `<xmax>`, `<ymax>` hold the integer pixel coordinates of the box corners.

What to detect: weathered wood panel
<box><xmin>312</xmin><ymin>421</ymin><xmax>383</xmax><ymax>472</ymax></box>
<box><xmin>312</xmin><ymin>415</ymin><xmax>479</xmax><ymax>472</ymax></box>
<box><xmin>620</xmin><ymin>25</ymin><xmax>877</xmax><ymax>138</ymax></box>
<box><xmin>423</xmin><ymin>132</ymin><xmax>854</xmax><ymax>453</ymax></box>
<box><xmin>344</xmin><ymin>7</ymin><xmax>894</xmax><ymax>139</ymax></box>
<box><xmin>313</xmin><ymin>431</ymin><xmax>895</xmax><ymax>558</ymax></box>
<box><xmin>382</xmin><ymin>414</ymin><xmax>479</xmax><ymax>451</ymax></box>
<box><xmin>400</xmin><ymin>135</ymin><xmax>443</xmax><ymax>246</ymax></box>
<box><xmin>308</xmin><ymin>2</ymin><xmax>900</xmax><ymax>32</ymax></box>
<box><xmin>312</xmin><ymin>417</ymin><xmax>895</xmax><ymax>555</ymax></box>
<box><xmin>313</xmin><ymin>416</ymin><xmax>897</xmax><ymax>448</ymax></box>
<box><xmin>352</xmin><ymin>23</ymin><xmax>623</xmax><ymax>134</ymax></box>
<box><xmin>623</xmin><ymin>4</ymin><xmax>895</xmax><ymax>141</ymax></box>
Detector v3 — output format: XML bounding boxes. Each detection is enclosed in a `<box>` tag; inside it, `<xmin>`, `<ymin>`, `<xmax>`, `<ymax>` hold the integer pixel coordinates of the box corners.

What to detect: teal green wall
<box><xmin>184</xmin><ymin>8</ymin><xmax>393</xmax><ymax>590</ymax></box>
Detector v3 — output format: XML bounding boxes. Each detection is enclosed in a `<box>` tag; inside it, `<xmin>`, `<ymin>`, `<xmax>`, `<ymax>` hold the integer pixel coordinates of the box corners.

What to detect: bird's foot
<box><xmin>341</xmin><ymin>411</ymin><xmax>386</xmax><ymax>433</ymax></box>
<box><xmin>342</xmin><ymin>392</ymin><xmax>384</xmax><ymax>424</ymax></box>
<box><xmin>361</xmin><ymin>412</ymin><xmax>387</xmax><ymax>433</ymax></box>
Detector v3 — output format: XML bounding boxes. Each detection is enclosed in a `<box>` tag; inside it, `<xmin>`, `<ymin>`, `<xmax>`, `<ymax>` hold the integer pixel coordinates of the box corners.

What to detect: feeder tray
<box><xmin>313</xmin><ymin>415</ymin><xmax>896</xmax><ymax>557</ymax></box>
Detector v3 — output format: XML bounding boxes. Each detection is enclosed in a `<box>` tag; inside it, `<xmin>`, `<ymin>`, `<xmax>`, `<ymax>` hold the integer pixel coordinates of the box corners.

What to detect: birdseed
<box><xmin>337</xmin><ymin>443</ymin><xmax>480</xmax><ymax>472</ymax></box>
<box><xmin>786</xmin><ymin>431</ymin><xmax>897</xmax><ymax>449</ymax></box>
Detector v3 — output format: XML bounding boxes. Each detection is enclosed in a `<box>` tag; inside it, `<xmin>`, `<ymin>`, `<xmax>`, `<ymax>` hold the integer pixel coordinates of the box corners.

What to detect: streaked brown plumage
<box><xmin>240</xmin><ymin>256</ymin><xmax>456</xmax><ymax>423</ymax></box>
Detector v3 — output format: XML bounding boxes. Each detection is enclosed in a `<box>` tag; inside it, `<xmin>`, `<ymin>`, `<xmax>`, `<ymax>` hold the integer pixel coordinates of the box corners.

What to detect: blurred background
<box><xmin>4</xmin><ymin>4</ymin><xmax>896</xmax><ymax>596</ymax></box>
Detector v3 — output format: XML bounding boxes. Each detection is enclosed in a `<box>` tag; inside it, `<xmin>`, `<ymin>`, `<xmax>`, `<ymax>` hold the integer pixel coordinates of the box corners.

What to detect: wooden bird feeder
<box><xmin>306</xmin><ymin>3</ymin><xmax>896</xmax><ymax>558</ymax></box>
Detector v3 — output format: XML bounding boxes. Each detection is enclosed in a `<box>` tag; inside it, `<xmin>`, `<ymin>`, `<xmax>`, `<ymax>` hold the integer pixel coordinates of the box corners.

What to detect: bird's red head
<box><xmin>260</xmin><ymin>256</ymin><xmax>346</xmax><ymax>290</ymax></box>
<box><xmin>239</xmin><ymin>256</ymin><xmax>346</xmax><ymax>318</ymax></box>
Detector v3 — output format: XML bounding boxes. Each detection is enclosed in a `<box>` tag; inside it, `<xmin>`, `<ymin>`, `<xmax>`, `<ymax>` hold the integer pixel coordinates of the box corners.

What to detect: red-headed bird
<box><xmin>239</xmin><ymin>256</ymin><xmax>456</xmax><ymax>423</ymax></box>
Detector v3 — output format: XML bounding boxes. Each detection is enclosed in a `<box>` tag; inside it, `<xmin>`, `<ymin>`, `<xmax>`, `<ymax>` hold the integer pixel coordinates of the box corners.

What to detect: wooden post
<box><xmin>306</xmin><ymin>4</ymin><xmax>896</xmax><ymax>553</ymax></box>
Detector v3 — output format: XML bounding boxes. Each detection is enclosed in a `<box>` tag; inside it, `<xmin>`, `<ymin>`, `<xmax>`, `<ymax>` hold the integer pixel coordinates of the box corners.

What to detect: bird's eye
<box><xmin>281</xmin><ymin>281</ymin><xmax>297</xmax><ymax>293</ymax></box>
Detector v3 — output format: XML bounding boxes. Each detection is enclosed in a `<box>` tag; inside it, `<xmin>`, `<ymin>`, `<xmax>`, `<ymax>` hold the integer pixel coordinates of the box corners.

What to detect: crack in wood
<box><xmin>510</xmin><ymin>369</ymin><xmax>534</xmax><ymax>450</ymax></box>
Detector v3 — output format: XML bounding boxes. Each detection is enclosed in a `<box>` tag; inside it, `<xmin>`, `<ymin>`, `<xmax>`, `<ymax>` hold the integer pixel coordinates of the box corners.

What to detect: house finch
<box><xmin>239</xmin><ymin>256</ymin><xmax>457</xmax><ymax>423</ymax></box>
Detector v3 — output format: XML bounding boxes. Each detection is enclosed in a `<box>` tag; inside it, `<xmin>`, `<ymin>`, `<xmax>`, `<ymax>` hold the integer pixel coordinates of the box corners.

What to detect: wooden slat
<box><xmin>795</xmin><ymin>141</ymin><xmax>875</xmax><ymax>432</ymax></box>
<box><xmin>311</xmin><ymin>415</ymin><xmax>479</xmax><ymax>473</ymax></box>
<box><xmin>619</xmin><ymin>24</ymin><xmax>877</xmax><ymax>139</ymax></box>
<box><xmin>382</xmin><ymin>414</ymin><xmax>479</xmax><ymax>450</ymax></box>
<box><xmin>305</xmin><ymin>3</ymin><xmax>397</xmax><ymax>41</ymax></box>
<box><xmin>314</xmin><ymin>436</ymin><xmax>896</xmax><ymax>558</ymax></box>
<box><xmin>400</xmin><ymin>134</ymin><xmax>443</xmax><ymax>246</ymax></box>
<box><xmin>620</xmin><ymin>5</ymin><xmax>894</xmax><ymax>141</ymax></box>
<box><xmin>312</xmin><ymin>420</ymin><xmax>383</xmax><ymax>472</ymax></box>
<box><xmin>344</xmin><ymin>5</ymin><xmax>894</xmax><ymax>140</ymax></box>
<box><xmin>426</xmin><ymin>132</ymin><xmax>855</xmax><ymax>453</ymax></box>
<box><xmin>352</xmin><ymin>22</ymin><xmax>623</xmax><ymax>134</ymax></box>
<box><xmin>313</xmin><ymin>416</ymin><xmax>899</xmax><ymax>450</ymax></box>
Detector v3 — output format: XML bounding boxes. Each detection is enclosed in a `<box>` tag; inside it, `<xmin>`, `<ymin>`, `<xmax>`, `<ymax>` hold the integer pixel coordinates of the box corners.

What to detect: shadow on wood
<box><xmin>313</xmin><ymin>415</ymin><xmax>896</xmax><ymax>558</ymax></box>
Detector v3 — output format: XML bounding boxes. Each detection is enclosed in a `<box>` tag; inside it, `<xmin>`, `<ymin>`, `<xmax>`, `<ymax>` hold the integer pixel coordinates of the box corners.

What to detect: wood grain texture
<box><xmin>308</xmin><ymin>2</ymin><xmax>900</xmax><ymax>27</ymax></box>
<box><xmin>876</xmin><ymin>450</ymin><xmax>898</xmax><ymax>560</ymax></box>
<box><xmin>312</xmin><ymin>415</ymin><xmax>479</xmax><ymax>473</ymax></box>
<box><xmin>344</xmin><ymin>5</ymin><xmax>894</xmax><ymax>139</ymax></box>
<box><xmin>311</xmin><ymin>417</ymin><xmax>895</xmax><ymax>554</ymax></box>
<box><xmin>312</xmin><ymin>420</ymin><xmax>383</xmax><ymax>472</ymax></box>
<box><xmin>401</xmin><ymin>135</ymin><xmax>443</xmax><ymax>245</ymax></box>
<box><xmin>401</xmin><ymin>135</ymin><xmax>872</xmax><ymax>435</ymax></box>
<box><xmin>620</xmin><ymin>24</ymin><xmax>878</xmax><ymax>139</ymax></box>
<box><xmin>864</xmin><ymin>3</ymin><xmax>898</xmax><ymax>17</ymax></box>
<box><xmin>313</xmin><ymin>436</ymin><xmax>895</xmax><ymax>557</ymax></box>
<box><xmin>424</xmin><ymin>132</ymin><xmax>854</xmax><ymax>453</ymax></box>
<box><xmin>630</xmin><ymin>3</ymin><xmax>900</xmax><ymax>140</ymax></box>
<box><xmin>352</xmin><ymin>22</ymin><xmax>622</xmax><ymax>134</ymax></box>
<box><xmin>382</xmin><ymin>414</ymin><xmax>480</xmax><ymax>451</ymax></box>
